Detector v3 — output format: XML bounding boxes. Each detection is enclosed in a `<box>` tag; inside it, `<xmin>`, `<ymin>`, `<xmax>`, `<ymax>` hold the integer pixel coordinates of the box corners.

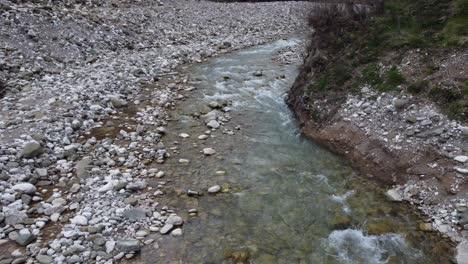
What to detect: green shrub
<box><xmin>407</xmin><ymin>80</ymin><xmax>429</xmax><ymax>94</ymax></box>
<box><xmin>385</xmin><ymin>66</ymin><xmax>405</xmax><ymax>86</ymax></box>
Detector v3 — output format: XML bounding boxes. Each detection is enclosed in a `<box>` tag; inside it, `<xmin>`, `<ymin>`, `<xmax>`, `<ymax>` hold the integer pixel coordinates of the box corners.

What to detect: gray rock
<box><xmin>21</xmin><ymin>140</ymin><xmax>42</xmax><ymax>158</ymax></box>
<box><xmin>70</xmin><ymin>183</ymin><xmax>81</xmax><ymax>193</ymax></box>
<box><xmin>116</xmin><ymin>239</ymin><xmax>141</xmax><ymax>253</ymax></box>
<box><xmin>385</xmin><ymin>188</ymin><xmax>403</xmax><ymax>202</ymax></box>
<box><xmin>76</xmin><ymin>157</ymin><xmax>92</xmax><ymax>179</ymax></box>
<box><xmin>165</xmin><ymin>215</ymin><xmax>183</xmax><ymax>226</ymax></box>
<box><xmin>456</xmin><ymin>241</ymin><xmax>468</xmax><ymax>264</ymax></box>
<box><xmin>159</xmin><ymin>224</ymin><xmax>173</xmax><ymax>235</ymax></box>
<box><xmin>122</xmin><ymin>208</ymin><xmax>148</xmax><ymax>222</ymax></box>
<box><xmin>12</xmin><ymin>183</ymin><xmax>36</xmax><ymax>194</ymax></box>
<box><xmin>207</xmin><ymin>120</ymin><xmax>220</xmax><ymax>129</ymax></box>
<box><xmin>15</xmin><ymin>229</ymin><xmax>35</xmax><ymax>246</ymax></box>
<box><xmin>70</xmin><ymin>215</ymin><xmax>88</xmax><ymax>226</ymax></box>
<box><xmin>393</xmin><ymin>99</ymin><xmax>409</xmax><ymax>110</ymax></box>
<box><xmin>171</xmin><ymin>228</ymin><xmax>183</xmax><ymax>236</ymax></box>
<box><xmin>109</xmin><ymin>96</ymin><xmax>127</xmax><ymax>108</ymax></box>
<box><xmin>126</xmin><ymin>181</ymin><xmax>147</xmax><ymax>191</ymax></box>
<box><xmin>36</xmin><ymin>255</ymin><xmax>54</xmax><ymax>264</ymax></box>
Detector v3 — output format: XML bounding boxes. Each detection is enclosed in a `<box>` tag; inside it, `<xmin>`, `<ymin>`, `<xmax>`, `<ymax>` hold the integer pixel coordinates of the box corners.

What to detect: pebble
<box><xmin>208</xmin><ymin>185</ymin><xmax>221</xmax><ymax>194</ymax></box>
<box><xmin>207</xmin><ymin>120</ymin><xmax>220</xmax><ymax>129</ymax></box>
<box><xmin>203</xmin><ymin>148</ymin><xmax>216</xmax><ymax>155</ymax></box>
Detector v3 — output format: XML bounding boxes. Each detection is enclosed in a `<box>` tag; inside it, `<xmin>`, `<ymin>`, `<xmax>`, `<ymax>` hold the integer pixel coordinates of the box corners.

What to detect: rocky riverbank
<box><xmin>0</xmin><ymin>0</ymin><xmax>312</xmax><ymax>263</ymax></box>
<box><xmin>287</xmin><ymin>1</ymin><xmax>468</xmax><ymax>263</ymax></box>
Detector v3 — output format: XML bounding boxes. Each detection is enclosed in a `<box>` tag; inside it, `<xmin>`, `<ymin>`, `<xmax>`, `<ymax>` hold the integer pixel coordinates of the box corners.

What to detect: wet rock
<box><xmin>179</xmin><ymin>133</ymin><xmax>190</xmax><ymax>138</ymax></box>
<box><xmin>160</xmin><ymin>224</ymin><xmax>173</xmax><ymax>235</ymax></box>
<box><xmin>165</xmin><ymin>215</ymin><xmax>183</xmax><ymax>226</ymax></box>
<box><xmin>198</xmin><ymin>135</ymin><xmax>209</xmax><ymax>140</ymax></box>
<box><xmin>419</xmin><ymin>222</ymin><xmax>433</xmax><ymax>232</ymax></box>
<box><xmin>117</xmin><ymin>239</ymin><xmax>141</xmax><ymax>252</ymax></box>
<box><xmin>21</xmin><ymin>141</ymin><xmax>42</xmax><ymax>158</ymax></box>
<box><xmin>208</xmin><ymin>102</ymin><xmax>222</xmax><ymax>109</ymax></box>
<box><xmin>171</xmin><ymin>228</ymin><xmax>183</xmax><ymax>236</ymax></box>
<box><xmin>253</xmin><ymin>71</ymin><xmax>263</xmax><ymax>77</ymax></box>
<box><xmin>385</xmin><ymin>188</ymin><xmax>403</xmax><ymax>202</ymax></box>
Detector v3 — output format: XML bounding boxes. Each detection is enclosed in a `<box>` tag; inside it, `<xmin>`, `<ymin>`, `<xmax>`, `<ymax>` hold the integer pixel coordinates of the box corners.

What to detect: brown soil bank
<box><xmin>288</xmin><ymin>0</ymin><xmax>468</xmax><ymax>262</ymax></box>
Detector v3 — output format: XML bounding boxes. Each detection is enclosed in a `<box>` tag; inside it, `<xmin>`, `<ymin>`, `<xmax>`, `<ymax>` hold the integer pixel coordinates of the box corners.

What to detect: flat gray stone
<box><xmin>116</xmin><ymin>239</ymin><xmax>141</xmax><ymax>253</ymax></box>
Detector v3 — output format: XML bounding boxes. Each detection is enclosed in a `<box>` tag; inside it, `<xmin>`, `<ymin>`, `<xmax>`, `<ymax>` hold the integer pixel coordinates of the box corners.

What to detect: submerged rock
<box><xmin>385</xmin><ymin>188</ymin><xmax>403</xmax><ymax>202</ymax></box>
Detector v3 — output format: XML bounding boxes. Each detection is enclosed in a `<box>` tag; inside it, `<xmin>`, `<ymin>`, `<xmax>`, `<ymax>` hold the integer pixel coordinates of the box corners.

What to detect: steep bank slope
<box><xmin>288</xmin><ymin>0</ymin><xmax>468</xmax><ymax>261</ymax></box>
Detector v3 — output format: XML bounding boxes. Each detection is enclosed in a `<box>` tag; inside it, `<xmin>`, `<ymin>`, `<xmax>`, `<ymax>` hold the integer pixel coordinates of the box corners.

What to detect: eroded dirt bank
<box><xmin>287</xmin><ymin>1</ymin><xmax>468</xmax><ymax>263</ymax></box>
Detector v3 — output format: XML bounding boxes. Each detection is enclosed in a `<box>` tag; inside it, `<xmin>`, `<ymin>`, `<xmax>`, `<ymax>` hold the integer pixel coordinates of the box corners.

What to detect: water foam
<box><xmin>325</xmin><ymin>229</ymin><xmax>420</xmax><ymax>264</ymax></box>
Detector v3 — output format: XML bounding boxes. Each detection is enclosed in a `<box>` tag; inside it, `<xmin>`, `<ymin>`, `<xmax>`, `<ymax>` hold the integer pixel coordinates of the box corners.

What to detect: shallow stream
<box><xmin>134</xmin><ymin>38</ymin><xmax>453</xmax><ymax>263</ymax></box>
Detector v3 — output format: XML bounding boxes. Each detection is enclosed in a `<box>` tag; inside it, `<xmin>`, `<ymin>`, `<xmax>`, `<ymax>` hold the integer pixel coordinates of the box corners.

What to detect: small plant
<box><xmin>407</xmin><ymin>80</ymin><xmax>429</xmax><ymax>94</ymax></box>
<box><xmin>385</xmin><ymin>66</ymin><xmax>405</xmax><ymax>86</ymax></box>
<box><xmin>362</xmin><ymin>64</ymin><xmax>382</xmax><ymax>86</ymax></box>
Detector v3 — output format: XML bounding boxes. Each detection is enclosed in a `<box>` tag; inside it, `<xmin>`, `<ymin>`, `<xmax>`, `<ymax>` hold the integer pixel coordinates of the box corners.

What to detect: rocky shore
<box><xmin>287</xmin><ymin>8</ymin><xmax>468</xmax><ymax>263</ymax></box>
<box><xmin>0</xmin><ymin>0</ymin><xmax>312</xmax><ymax>263</ymax></box>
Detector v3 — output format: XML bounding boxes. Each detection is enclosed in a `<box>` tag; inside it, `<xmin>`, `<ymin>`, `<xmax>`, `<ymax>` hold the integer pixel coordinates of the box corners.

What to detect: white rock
<box><xmin>12</xmin><ymin>183</ymin><xmax>37</xmax><ymax>194</ymax></box>
<box><xmin>207</xmin><ymin>120</ymin><xmax>220</xmax><ymax>129</ymax></box>
<box><xmin>208</xmin><ymin>185</ymin><xmax>221</xmax><ymax>194</ymax></box>
<box><xmin>105</xmin><ymin>240</ymin><xmax>116</xmax><ymax>253</ymax></box>
<box><xmin>454</xmin><ymin>156</ymin><xmax>468</xmax><ymax>163</ymax></box>
<box><xmin>70</xmin><ymin>215</ymin><xmax>88</xmax><ymax>226</ymax></box>
<box><xmin>179</xmin><ymin>133</ymin><xmax>190</xmax><ymax>138</ymax></box>
<box><xmin>198</xmin><ymin>135</ymin><xmax>209</xmax><ymax>140</ymax></box>
<box><xmin>179</xmin><ymin>159</ymin><xmax>190</xmax><ymax>164</ymax></box>
<box><xmin>203</xmin><ymin>148</ymin><xmax>216</xmax><ymax>155</ymax></box>
<box><xmin>171</xmin><ymin>228</ymin><xmax>183</xmax><ymax>236</ymax></box>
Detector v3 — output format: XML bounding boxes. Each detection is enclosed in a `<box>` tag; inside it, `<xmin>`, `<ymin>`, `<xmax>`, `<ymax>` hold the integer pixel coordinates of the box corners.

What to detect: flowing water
<box><xmin>133</xmin><ymin>38</ymin><xmax>453</xmax><ymax>263</ymax></box>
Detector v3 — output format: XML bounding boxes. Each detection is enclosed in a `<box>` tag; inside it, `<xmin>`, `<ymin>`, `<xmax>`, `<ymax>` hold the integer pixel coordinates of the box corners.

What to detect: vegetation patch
<box><xmin>304</xmin><ymin>0</ymin><xmax>467</xmax><ymax>121</ymax></box>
